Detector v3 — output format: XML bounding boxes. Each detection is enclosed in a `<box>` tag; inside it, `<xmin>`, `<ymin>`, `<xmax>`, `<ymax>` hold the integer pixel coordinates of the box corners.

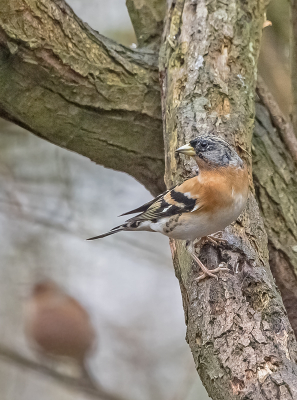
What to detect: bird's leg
<box><xmin>208</xmin><ymin>231</ymin><xmax>228</xmax><ymax>244</ymax></box>
<box><xmin>195</xmin><ymin>232</ymin><xmax>228</xmax><ymax>248</ymax></box>
<box><xmin>188</xmin><ymin>242</ymin><xmax>229</xmax><ymax>282</ymax></box>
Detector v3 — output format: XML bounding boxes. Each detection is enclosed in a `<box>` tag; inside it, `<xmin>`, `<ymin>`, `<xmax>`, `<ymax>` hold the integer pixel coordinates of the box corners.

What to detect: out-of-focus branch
<box><xmin>126</xmin><ymin>0</ymin><xmax>166</xmax><ymax>50</ymax></box>
<box><xmin>0</xmin><ymin>344</ymin><xmax>127</xmax><ymax>400</ymax></box>
<box><xmin>258</xmin><ymin>28</ymin><xmax>292</xmax><ymax>117</ymax></box>
<box><xmin>256</xmin><ymin>76</ymin><xmax>297</xmax><ymax>165</ymax></box>
<box><xmin>291</xmin><ymin>0</ymin><xmax>297</xmax><ymax>135</ymax></box>
<box><xmin>253</xmin><ymin>98</ymin><xmax>297</xmax><ymax>334</ymax></box>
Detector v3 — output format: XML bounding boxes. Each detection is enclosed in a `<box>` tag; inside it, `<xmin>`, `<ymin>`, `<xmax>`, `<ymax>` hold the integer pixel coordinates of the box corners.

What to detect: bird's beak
<box><xmin>175</xmin><ymin>143</ymin><xmax>196</xmax><ymax>156</ymax></box>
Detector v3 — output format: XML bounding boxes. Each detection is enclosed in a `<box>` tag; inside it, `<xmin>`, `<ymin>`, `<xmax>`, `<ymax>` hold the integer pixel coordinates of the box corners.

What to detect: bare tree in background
<box><xmin>1</xmin><ymin>0</ymin><xmax>297</xmax><ymax>399</ymax></box>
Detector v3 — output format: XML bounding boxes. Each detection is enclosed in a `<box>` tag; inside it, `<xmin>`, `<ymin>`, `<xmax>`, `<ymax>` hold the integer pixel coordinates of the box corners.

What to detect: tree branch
<box><xmin>0</xmin><ymin>344</ymin><xmax>127</xmax><ymax>400</ymax></box>
<box><xmin>126</xmin><ymin>0</ymin><xmax>166</xmax><ymax>50</ymax></box>
<box><xmin>0</xmin><ymin>0</ymin><xmax>165</xmax><ymax>195</ymax></box>
<box><xmin>160</xmin><ymin>0</ymin><xmax>297</xmax><ymax>399</ymax></box>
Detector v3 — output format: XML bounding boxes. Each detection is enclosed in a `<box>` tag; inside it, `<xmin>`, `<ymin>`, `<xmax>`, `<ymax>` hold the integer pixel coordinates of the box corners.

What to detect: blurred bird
<box><xmin>24</xmin><ymin>280</ymin><xmax>97</xmax><ymax>386</ymax></box>
<box><xmin>88</xmin><ymin>135</ymin><xmax>249</xmax><ymax>281</ymax></box>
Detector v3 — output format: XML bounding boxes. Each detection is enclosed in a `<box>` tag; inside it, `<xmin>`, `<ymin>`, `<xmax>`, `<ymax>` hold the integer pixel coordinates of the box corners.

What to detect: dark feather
<box><xmin>119</xmin><ymin>189</ymin><xmax>172</xmax><ymax>216</ymax></box>
<box><xmin>87</xmin><ymin>226</ymin><xmax>123</xmax><ymax>240</ymax></box>
<box><xmin>127</xmin><ymin>200</ymin><xmax>177</xmax><ymax>222</ymax></box>
<box><xmin>170</xmin><ymin>190</ymin><xmax>196</xmax><ymax>209</ymax></box>
<box><xmin>121</xmin><ymin>185</ymin><xmax>197</xmax><ymax>223</ymax></box>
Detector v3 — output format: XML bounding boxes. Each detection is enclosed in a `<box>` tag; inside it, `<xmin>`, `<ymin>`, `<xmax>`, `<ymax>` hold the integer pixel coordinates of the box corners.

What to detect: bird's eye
<box><xmin>200</xmin><ymin>140</ymin><xmax>208</xmax><ymax>149</ymax></box>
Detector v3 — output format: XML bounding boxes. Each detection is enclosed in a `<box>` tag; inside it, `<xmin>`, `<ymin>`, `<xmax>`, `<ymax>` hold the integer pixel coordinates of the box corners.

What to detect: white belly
<box><xmin>150</xmin><ymin>193</ymin><xmax>247</xmax><ymax>241</ymax></box>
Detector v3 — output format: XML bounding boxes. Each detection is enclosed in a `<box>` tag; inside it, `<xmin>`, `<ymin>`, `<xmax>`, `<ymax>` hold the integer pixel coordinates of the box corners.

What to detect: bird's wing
<box><xmin>127</xmin><ymin>177</ymin><xmax>202</xmax><ymax>222</ymax></box>
<box><xmin>119</xmin><ymin>189</ymin><xmax>172</xmax><ymax>216</ymax></box>
<box><xmin>87</xmin><ymin>177</ymin><xmax>203</xmax><ymax>240</ymax></box>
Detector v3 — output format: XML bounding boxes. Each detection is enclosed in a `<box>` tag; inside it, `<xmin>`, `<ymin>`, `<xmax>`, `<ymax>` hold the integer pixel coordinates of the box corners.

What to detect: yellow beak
<box><xmin>175</xmin><ymin>143</ymin><xmax>196</xmax><ymax>156</ymax></box>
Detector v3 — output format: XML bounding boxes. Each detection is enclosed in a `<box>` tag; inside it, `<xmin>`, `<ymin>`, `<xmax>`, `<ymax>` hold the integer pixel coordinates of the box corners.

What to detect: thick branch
<box><xmin>160</xmin><ymin>1</ymin><xmax>297</xmax><ymax>399</ymax></box>
<box><xmin>0</xmin><ymin>344</ymin><xmax>127</xmax><ymax>400</ymax></box>
<box><xmin>0</xmin><ymin>0</ymin><xmax>165</xmax><ymax>195</ymax></box>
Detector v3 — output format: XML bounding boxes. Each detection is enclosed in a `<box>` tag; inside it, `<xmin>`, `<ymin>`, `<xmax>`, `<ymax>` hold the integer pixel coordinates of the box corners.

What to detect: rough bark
<box><xmin>1</xmin><ymin>1</ymin><xmax>297</xmax><ymax>398</ymax></box>
<box><xmin>0</xmin><ymin>0</ymin><xmax>165</xmax><ymax>195</ymax></box>
<box><xmin>159</xmin><ymin>0</ymin><xmax>297</xmax><ymax>399</ymax></box>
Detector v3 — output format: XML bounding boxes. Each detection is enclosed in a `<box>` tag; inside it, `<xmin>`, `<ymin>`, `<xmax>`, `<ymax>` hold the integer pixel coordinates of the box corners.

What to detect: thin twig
<box><xmin>0</xmin><ymin>345</ymin><xmax>127</xmax><ymax>400</ymax></box>
<box><xmin>256</xmin><ymin>75</ymin><xmax>297</xmax><ymax>165</ymax></box>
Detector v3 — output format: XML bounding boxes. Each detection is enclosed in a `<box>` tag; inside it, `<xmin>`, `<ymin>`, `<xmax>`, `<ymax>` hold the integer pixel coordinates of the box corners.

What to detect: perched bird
<box><xmin>88</xmin><ymin>135</ymin><xmax>249</xmax><ymax>281</ymax></box>
<box><xmin>24</xmin><ymin>280</ymin><xmax>96</xmax><ymax>383</ymax></box>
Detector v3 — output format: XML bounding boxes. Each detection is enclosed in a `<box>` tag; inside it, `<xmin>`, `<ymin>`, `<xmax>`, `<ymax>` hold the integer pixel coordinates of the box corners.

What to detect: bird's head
<box><xmin>176</xmin><ymin>135</ymin><xmax>243</xmax><ymax>169</ymax></box>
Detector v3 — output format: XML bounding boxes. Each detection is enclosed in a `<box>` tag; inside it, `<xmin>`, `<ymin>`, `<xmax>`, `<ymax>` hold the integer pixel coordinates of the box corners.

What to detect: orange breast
<box><xmin>177</xmin><ymin>165</ymin><xmax>249</xmax><ymax>215</ymax></box>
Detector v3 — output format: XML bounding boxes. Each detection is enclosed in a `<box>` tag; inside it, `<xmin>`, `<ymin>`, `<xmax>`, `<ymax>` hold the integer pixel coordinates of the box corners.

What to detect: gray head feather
<box><xmin>190</xmin><ymin>135</ymin><xmax>243</xmax><ymax>168</ymax></box>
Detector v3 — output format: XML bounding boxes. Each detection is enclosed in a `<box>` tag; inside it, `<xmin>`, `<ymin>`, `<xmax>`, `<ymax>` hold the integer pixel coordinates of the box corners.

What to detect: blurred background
<box><xmin>0</xmin><ymin>0</ymin><xmax>291</xmax><ymax>399</ymax></box>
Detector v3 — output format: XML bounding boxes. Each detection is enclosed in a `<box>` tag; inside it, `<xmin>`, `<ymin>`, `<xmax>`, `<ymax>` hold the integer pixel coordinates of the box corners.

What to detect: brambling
<box><xmin>24</xmin><ymin>280</ymin><xmax>96</xmax><ymax>381</ymax></box>
<box><xmin>88</xmin><ymin>135</ymin><xmax>249</xmax><ymax>281</ymax></box>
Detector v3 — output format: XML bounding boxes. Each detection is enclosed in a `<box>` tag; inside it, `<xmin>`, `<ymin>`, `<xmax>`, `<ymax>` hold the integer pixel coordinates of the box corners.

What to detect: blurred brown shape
<box><xmin>24</xmin><ymin>280</ymin><xmax>96</xmax><ymax>369</ymax></box>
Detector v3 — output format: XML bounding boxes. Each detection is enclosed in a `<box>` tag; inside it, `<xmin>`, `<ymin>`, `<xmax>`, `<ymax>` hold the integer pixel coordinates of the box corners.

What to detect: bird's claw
<box><xmin>201</xmin><ymin>234</ymin><xmax>228</xmax><ymax>246</ymax></box>
<box><xmin>194</xmin><ymin>263</ymin><xmax>229</xmax><ymax>282</ymax></box>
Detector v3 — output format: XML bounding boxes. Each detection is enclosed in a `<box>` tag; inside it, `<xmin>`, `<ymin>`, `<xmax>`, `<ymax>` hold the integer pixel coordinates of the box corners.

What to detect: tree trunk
<box><xmin>159</xmin><ymin>0</ymin><xmax>297</xmax><ymax>398</ymax></box>
<box><xmin>1</xmin><ymin>0</ymin><xmax>297</xmax><ymax>398</ymax></box>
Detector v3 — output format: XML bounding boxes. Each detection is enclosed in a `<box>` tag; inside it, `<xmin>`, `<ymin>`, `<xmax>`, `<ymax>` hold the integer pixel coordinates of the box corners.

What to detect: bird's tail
<box><xmin>87</xmin><ymin>225</ymin><xmax>124</xmax><ymax>240</ymax></box>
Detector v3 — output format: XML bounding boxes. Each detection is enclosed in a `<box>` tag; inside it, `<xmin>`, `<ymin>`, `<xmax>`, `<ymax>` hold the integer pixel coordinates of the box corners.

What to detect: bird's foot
<box><xmin>195</xmin><ymin>263</ymin><xmax>229</xmax><ymax>282</ymax></box>
<box><xmin>190</xmin><ymin>251</ymin><xmax>229</xmax><ymax>282</ymax></box>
